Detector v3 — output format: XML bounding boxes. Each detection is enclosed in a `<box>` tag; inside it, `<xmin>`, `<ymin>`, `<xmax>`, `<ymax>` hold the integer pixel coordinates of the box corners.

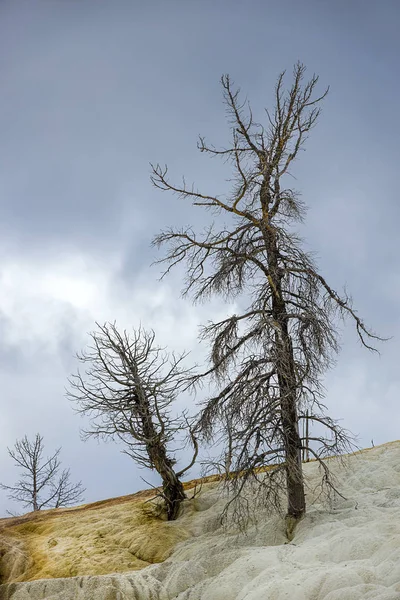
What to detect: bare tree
<box><xmin>150</xmin><ymin>63</ymin><xmax>384</xmax><ymax>526</ymax></box>
<box><xmin>0</xmin><ymin>434</ymin><xmax>85</xmax><ymax>512</ymax></box>
<box><xmin>68</xmin><ymin>322</ymin><xmax>198</xmax><ymax>520</ymax></box>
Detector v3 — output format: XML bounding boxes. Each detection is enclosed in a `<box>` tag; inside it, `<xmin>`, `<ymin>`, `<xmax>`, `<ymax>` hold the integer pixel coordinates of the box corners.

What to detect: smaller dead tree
<box><xmin>68</xmin><ymin>322</ymin><xmax>198</xmax><ymax>520</ymax></box>
<box><xmin>0</xmin><ymin>434</ymin><xmax>85</xmax><ymax>512</ymax></box>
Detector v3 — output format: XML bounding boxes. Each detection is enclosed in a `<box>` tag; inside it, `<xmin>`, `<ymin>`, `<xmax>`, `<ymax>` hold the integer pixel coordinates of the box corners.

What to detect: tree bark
<box><xmin>147</xmin><ymin>438</ymin><xmax>186</xmax><ymax>519</ymax></box>
<box><xmin>155</xmin><ymin>455</ymin><xmax>186</xmax><ymax>520</ymax></box>
<box><xmin>262</xmin><ymin>222</ymin><xmax>306</xmax><ymax>519</ymax></box>
<box><xmin>135</xmin><ymin>376</ymin><xmax>186</xmax><ymax>520</ymax></box>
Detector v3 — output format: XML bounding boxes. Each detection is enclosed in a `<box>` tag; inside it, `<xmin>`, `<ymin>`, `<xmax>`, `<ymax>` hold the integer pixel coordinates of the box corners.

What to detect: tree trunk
<box><xmin>134</xmin><ymin>370</ymin><xmax>186</xmax><ymax>521</ymax></box>
<box><xmin>263</xmin><ymin>223</ymin><xmax>306</xmax><ymax>520</ymax></box>
<box><xmin>141</xmin><ymin>411</ymin><xmax>186</xmax><ymax>520</ymax></box>
<box><xmin>150</xmin><ymin>444</ymin><xmax>186</xmax><ymax>520</ymax></box>
<box><xmin>279</xmin><ymin>380</ymin><xmax>306</xmax><ymax>519</ymax></box>
<box><xmin>33</xmin><ymin>472</ymin><xmax>38</xmax><ymax>511</ymax></box>
<box><xmin>158</xmin><ymin>459</ymin><xmax>186</xmax><ymax>520</ymax></box>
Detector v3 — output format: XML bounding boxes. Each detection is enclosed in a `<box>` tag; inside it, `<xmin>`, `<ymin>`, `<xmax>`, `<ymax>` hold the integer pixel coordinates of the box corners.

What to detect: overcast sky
<box><xmin>0</xmin><ymin>0</ymin><xmax>399</xmax><ymax>516</ymax></box>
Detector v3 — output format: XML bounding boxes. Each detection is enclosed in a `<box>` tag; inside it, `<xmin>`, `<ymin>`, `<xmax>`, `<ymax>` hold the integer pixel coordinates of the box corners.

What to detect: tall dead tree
<box><xmin>0</xmin><ymin>434</ymin><xmax>85</xmax><ymax>512</ymax></box>
<box><xmin>68</xmin><ymin>322</ymin><xmax>198</xmax><ymax>520</ymax></box>
<box><xmin>151</xmin><ymin>63</ymin><xmax>383</xmax><ymax>523</ymax></box>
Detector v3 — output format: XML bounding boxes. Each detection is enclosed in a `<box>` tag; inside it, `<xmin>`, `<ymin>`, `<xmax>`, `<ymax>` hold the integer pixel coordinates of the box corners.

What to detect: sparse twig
<box><xmin>0</xmin><ymin>434</ymin><xmax>84</xmax><ymax>512</ymax></box>
<box><xmin>67</xmin><ymin>322</ymin><xmax>198</xmax><ymax>520</ymax></box>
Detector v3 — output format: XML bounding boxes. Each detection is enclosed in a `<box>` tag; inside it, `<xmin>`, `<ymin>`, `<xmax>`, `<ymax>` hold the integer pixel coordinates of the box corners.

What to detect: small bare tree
<box><xmin>0</xmin><ymin>434</ymin><xmax>85</xmax><ymax>512</ymax></box>
<box><xmin>68</xmin><ymin>322</ymin><xmax>198</xmax><ymax>520</ymax></box>
<box><xmin>150</xmin><ymin>62</ymin><xmax>384</xmax><ymax>526</ymax></box>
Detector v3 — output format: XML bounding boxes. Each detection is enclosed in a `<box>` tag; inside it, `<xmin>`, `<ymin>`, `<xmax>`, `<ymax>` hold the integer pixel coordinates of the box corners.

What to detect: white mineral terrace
<box><xmin>1</xmin><ymin>441</ymin><xmax>399</xmax><ymax>599</ymax></box>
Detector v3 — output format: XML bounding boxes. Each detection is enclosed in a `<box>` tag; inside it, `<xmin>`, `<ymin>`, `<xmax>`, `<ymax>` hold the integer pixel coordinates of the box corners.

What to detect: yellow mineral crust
<box><xmin>0</xmin><ymin>484</ymin><xmax>197</xmax><ymax>583</ymax></box>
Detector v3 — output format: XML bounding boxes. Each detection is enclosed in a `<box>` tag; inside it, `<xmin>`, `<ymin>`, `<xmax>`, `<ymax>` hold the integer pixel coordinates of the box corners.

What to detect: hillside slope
<box><xmin>1</xmin><ymin>442</ymin><xmax>400</xmax><ymax>599</ymax></box>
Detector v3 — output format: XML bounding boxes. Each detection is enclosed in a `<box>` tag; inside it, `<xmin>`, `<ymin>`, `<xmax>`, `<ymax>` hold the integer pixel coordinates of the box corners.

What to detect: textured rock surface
<box><xmin>1</xmin><ymin>442</ymin><xmax>400</xmax><ymax>599</ymax></box>
<box><xmin>0</xmin><ymin>488</ymin><xmax>191</xmax><ymax>583</ymax></box>
<box><xmin>0</xmin><ymin>569</ymin><xmax>167</xmax><ymax>600</ymax></box>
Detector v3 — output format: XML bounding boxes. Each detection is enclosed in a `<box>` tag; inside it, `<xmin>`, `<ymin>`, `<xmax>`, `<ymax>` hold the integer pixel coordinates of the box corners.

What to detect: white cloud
<box><xmin>0</xmin><ymin>249</ymin><xmax>236</xmax><ymax>514</ymax></box>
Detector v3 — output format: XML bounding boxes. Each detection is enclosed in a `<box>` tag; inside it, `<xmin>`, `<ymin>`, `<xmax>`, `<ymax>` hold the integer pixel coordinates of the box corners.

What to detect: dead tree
<box><xmin>150</xmin><ymin>63</ymin><xmax>384</xmax><ymax>524</ymax></box>
<box><xmin>68</xmin><ymin>322</ymin><xmax>198</xmax><ymax>520</ymax></box>
<box><xmin>0</xmin><ymin>434</ymin><xmax>85</xmax><ymax>512</ymax></box>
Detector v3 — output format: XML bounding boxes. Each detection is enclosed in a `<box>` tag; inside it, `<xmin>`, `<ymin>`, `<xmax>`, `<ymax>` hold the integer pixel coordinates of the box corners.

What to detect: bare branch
<box><xmin>0</xmin><ymin>434</ymin><xmax>84</xmax><ymax>512</ymax></box>
<box><xmin>68</xmin><ymin>322</ymin><xmax>198</xmax><ymax>520</ymax></box>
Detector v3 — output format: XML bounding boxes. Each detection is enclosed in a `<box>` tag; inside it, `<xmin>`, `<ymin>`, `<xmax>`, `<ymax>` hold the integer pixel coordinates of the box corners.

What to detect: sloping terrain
<box><xmin>0</xmin><ymin>480</ymin><xmax>207</xmax><ymax>583</ymax></box>
<box><xmin>1</xmin><ymin>442</ymin><xmax>400</xmax><ymax>599</ymax></box>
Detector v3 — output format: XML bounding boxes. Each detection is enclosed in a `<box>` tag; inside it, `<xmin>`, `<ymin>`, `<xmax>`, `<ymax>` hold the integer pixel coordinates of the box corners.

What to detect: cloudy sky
<box><xmin>0</xmin><ymin>0</ymin><xmax>399</xmax><ymax>516</ymax></box>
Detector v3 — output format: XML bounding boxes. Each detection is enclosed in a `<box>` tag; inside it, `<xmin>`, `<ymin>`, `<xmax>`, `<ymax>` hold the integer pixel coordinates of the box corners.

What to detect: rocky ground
<box><xmin>1</xmin><ymin>442</ymin><xmax>400</xmax><ymax>599</ymax></box>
